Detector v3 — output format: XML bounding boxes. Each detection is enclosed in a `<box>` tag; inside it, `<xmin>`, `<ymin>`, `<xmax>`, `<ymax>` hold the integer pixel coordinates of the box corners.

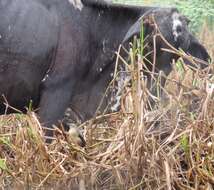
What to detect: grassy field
<box><xmin>0</xmin><ymin>1</ymin><xmax>213</xmax><ymax>190</ymax></box>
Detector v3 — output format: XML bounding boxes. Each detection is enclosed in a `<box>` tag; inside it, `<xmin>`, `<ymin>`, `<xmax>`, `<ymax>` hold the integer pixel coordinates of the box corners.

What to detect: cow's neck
<box><xmin>67</xmin><ymin>5</ymin><xmax>144</xmax><ymax>120</ymax></box>
<box><xmin>86</xmin><ymin>6</ymin><xmax>142</xmax><ymax>44</ymax></box>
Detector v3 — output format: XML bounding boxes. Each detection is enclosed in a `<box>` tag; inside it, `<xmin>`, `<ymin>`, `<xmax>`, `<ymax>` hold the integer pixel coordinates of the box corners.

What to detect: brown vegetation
<box><xmin>0</xmin><ymin>25</ymin><xmax>213</xmax><ymax>190</ymax></box>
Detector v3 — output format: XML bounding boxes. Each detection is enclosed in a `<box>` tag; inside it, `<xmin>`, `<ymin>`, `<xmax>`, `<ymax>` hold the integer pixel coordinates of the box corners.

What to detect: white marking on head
<box><xmin>172</xmin><ymin>12</ymin><xmax>182</xmax><ymax>41</ymax></box>
<box><xmin>68</xmin><ymin>0</ymin><xmax>83</xmax><ymax>10</ymax></box>
<box><xmin>99</xmin><ymin>68</ymin><xmax>103</xmax><ymax>72</ymax></box>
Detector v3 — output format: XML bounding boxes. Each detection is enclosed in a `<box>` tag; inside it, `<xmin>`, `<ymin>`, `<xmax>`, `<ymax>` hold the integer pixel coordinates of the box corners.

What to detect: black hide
<box><xmin>0</xmin><ymin>0</ymin><xmax>210</xmax><ymax>138</ymax></box>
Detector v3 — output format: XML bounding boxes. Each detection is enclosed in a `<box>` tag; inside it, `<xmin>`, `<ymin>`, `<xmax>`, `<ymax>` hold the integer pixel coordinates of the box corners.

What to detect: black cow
<box><xmin>0</xmin><ymin>0</ymin><xmax>210</xmax><ymax>143</ymax></box>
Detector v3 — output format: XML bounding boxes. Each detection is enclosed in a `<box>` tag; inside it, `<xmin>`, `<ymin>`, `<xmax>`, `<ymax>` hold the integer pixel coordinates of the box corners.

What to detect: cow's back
<box><xmin>0</xmin><ymin>0</ymin><xmax>59</xmax><ymax>112</ymax></box>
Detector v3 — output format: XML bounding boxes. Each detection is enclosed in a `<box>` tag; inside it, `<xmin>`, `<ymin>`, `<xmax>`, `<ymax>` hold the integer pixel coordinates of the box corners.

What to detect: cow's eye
<box><xmin>177</xmin><ymin>25</ymin><xmax>182</xmax><ymax>33</ymax></box>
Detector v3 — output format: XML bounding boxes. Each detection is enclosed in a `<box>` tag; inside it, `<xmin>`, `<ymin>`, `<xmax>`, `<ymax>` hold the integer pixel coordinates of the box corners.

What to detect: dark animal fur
<box><xmin>0</xmin><ymin>0</ymin><xmax>210</xmax><ymax>138</ymax></box>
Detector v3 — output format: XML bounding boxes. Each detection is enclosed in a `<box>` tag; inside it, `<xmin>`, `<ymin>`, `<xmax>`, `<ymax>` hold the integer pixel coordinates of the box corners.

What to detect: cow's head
<box><xmin>123</xmin><ymin>8</ymin><xmax>210</xmax><ymax>70</ymax></box>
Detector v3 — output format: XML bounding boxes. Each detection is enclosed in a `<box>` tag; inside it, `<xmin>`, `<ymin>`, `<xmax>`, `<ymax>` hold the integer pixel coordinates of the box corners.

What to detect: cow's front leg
<box><xmin>38</xmin><ymin>79</ymin><xmax>84</xmax><ymax>145</ymax></box>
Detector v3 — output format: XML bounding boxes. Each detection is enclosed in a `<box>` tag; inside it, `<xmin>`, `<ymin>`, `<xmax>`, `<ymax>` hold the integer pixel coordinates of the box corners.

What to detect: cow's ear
<box><xmin>123</xmin><ymin>16</ymin><xmax>154</xmax><ymax>44</ymax></box>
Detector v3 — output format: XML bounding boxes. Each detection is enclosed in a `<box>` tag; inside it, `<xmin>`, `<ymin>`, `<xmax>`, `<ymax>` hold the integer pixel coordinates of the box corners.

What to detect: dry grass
<box><xmin>0</xmin><ymin>25</ymin><xmax>213</xmax><ymax>190</ymax></box>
